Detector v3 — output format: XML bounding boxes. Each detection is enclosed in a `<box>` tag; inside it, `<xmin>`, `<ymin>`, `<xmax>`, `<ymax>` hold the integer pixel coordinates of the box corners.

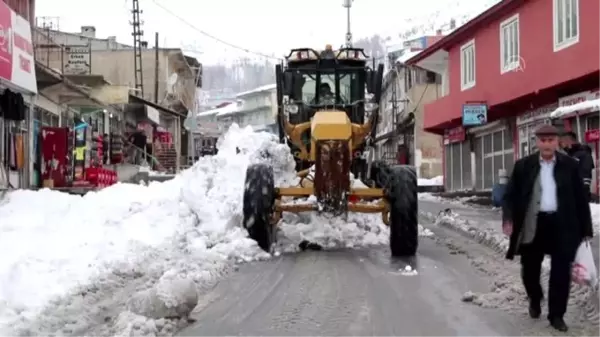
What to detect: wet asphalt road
<box><xmin>179</xmin><ymin>218</ymin><xmax>523</xmax><ymax>336</ymax></box>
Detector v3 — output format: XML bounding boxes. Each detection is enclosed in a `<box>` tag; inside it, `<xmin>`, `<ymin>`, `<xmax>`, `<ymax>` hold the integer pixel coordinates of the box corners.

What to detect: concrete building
<box><xmin>0</xmin><ymin>0</ymin><xmax>37</xmax><ymax>189</ymax></box>
<box><xmin>407</xmin><ymin>0</ymin><xmax>599</xmax><ymax>193</ymax></box>
<box><xmin>375</xmin><ymin>35</ymin><xmax>444</xmax><ymax>179</ymax></box>
<box><xmin>217</xmin><ymin>84</ymin><xmax>278</xmax><ymax>134</ymax></box>
<box><xmin>33</xmin><ymin>25</ymin><xmax>203</xmax><ymax>171</ymax></box>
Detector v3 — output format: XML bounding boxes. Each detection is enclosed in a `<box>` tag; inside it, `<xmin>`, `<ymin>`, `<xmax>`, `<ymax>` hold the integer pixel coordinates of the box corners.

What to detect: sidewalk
<box><xmin>419</xmin><ymin>195</ymin><xmax>600</xmax><ymax>324</ymax></box>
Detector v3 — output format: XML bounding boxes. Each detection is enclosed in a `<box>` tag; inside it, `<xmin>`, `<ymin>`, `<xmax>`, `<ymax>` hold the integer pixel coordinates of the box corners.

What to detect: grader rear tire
<box><xmin>243</xmin><ymin>164</ymin><xmax>276</xmax><ymax>252</ymax></box>
<box><xmin>387</xmin><ymin>165</ymin><xmax>418</xmax><ymax>257</ymax></box>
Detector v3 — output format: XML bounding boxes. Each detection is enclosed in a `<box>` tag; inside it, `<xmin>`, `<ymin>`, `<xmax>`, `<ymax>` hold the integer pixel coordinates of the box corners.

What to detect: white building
<box><xmin>217</xmin><ymin>84</ymin><xmax>278</xmax><ymax>134</ymax></box>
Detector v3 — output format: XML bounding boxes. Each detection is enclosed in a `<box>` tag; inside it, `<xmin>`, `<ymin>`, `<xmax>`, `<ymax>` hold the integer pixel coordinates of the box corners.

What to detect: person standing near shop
<box><xmin>502</xmin><ymin>124</ymin><xmax>593</xmax><ymax>332</ymax></box>
<box><xmin>128</xmin><ymin>130</ymin><xmax>147</xmax><ymax>165</ymax></box>
<box><xmin>560</xmin><ymin>131</ymin><xmax>595</xmax><ymax>201</ymax></box>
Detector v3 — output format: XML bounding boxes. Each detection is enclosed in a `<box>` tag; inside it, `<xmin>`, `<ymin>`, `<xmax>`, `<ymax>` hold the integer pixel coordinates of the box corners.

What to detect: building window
<box><xmin>474</xmin><ymin>128</ymin><xmax>514</xmax><ymax>190</ymax></box>
<box><xmin>500</xmin><ymin>14</ymin><xmax>520</xmax><ymax>73</ymax></box>
<box><xmin>460</xmin><ymin>40</ymin><xmax>476</xmax><ymax>91</ymax></box>
<box><xmin>554</xmin><ymin>0</ymin><xmax>579</xmax><ymax>51</ymax></box>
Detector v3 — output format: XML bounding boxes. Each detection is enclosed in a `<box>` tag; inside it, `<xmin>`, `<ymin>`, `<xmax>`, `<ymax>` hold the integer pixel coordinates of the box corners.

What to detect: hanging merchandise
<box><xmin>14</xmin><ymin>134</ymin><xmax>23</xmax><ymax>170</ymax></box>
<box><xmin>73</xmin><ymin>122</ymin><xmax>87</xmax><ymax>182</ymax></box>
<box><xmin>0</xmin><ymin>90</ymin><xmax>26</xmax><ymax>121</ymax></box>
<box><xmin>110</xmin><ymin>132</ymin><xmax>124</xmax><ymax>164</ymax></box>
<box><xmin>8</xmin><ymin>134</ymin><xmax>16</xmax><ymax>169</ymax></box>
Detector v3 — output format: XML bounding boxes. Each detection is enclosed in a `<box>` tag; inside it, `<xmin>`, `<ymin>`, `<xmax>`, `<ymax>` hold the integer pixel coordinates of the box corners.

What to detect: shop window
<box><xmin>587</xmin><ymin>115</ymin><xmax>600</xmax><ymax>131</ymax></box>
<box><xmin>474</xmin><ymin>136</ymin><xmax>483</xmax><ymax>189</ymax></box>
<box><xmin>444</xmin><ymin>145</ymin><xmax>452</xmax><ymax>191</ymax></box>
<box><xmin>476</xmin><ymin>128</ymin><xmax>514</xmax><ymax>190</ymax></box>
<box><xmin>444</xmin><ymin>142</ymin><xmax>467</xmax><ymax>192</ymax></box>
<box><xmin>460</xmin><ymin>141</ymin><xmax>472</xmax><ymax>188</ymax></box>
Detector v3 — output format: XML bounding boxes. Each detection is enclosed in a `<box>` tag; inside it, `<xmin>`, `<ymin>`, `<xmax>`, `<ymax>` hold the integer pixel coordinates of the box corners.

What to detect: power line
<box><xmin>150</xmin><ymin>0</ymin><xmax>282</xmax><ymax>61</ymax></box>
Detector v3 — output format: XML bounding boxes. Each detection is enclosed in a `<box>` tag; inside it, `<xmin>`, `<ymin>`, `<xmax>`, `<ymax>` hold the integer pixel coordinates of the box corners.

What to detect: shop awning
<box><xmin>550</xmin><ymin>99</ymin><xmax>600</xmax><ymax>119</ymax></box>
<box><xmin>89</xmin><ymin>85</ymin><xmax>130</xmax><ymax>104</ymax></box>
<box><xmin>128</xmin><ymin>94</ymin><xmax>185</xmax><ymax>118</ymax></box>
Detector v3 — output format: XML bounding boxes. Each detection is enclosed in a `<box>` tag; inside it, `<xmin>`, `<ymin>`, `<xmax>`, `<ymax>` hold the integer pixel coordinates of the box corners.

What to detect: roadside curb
<box><xmin>420</xmin><ymin>210</ymin><xmax>600</xmax><ymax>323</ymax></box>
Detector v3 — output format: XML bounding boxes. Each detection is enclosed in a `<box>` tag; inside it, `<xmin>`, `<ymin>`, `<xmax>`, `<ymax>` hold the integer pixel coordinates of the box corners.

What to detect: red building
<box><xmin>3</xmin><ymin>0</ymin><xmax>34</xmax><ymax>21</ymax></box>
<box><xmin>406</xmin><ymin>0</ymin><xmax>599</xmax><ymax>194</ymax></box>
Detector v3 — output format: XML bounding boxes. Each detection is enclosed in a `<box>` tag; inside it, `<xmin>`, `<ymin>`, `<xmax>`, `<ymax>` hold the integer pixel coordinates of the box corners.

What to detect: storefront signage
<box><xmin>555</xmin><ymin>90</ymin><xmax>600</xmax><ymax>118</ymax></box>
<box><xmin>559</xmin><ymin>91</ymin><xmax>590</xmax><ymax>107</ymax></box>
<box><xmin>0</xmin><ymin>2</ymin><xmax>36</xmax><ymax>93</ymax></box>
<box><xmin>146</xmin><ymin>106</ymin><xmax>160</xmax><ymax>124</ymax></box>
<box><xmin>516</xmin><ymin>103</ymin><xmax>558</xmax><ymax>126</ymax></box>
<box><xmin>443</xmin><ymin>126</ymin><xmax>465</xmax><ymax>144</ymax></box>
<box><xmin>462</xmin><ymin>103</ymin><xmax>488</xmax><ymax>126</ymax></box>
<box><xmin>64</xmin><ymin>44</ymin><xmax>91</xmax><ymax>75</ymax></box>
<box><xmin>585</xmin><ymin>129</ymin><xmax>600</xmax><ymax>143</ymax></box>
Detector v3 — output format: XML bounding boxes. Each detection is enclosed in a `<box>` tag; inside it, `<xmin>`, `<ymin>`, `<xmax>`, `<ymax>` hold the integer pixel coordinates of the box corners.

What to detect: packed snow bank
<box><xmin>0</xmin><ymin>124</ymin><xmax>396</xmax><ymax>336</ymax></box>
<box><xmin>418</xmin><ymin>175</ymin><xmax>443</xmax><ymax>186</ymax></box>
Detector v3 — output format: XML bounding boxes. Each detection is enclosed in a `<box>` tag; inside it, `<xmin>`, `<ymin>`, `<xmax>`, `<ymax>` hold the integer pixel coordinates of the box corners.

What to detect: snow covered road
<box><xmin>179</xmin><ymin>235</ymin><xmax>522</xmax><ymax>336</ymax></box>
<box><xmin>179</xmin><ymin>210</ymin><xmax>599</xmax><ymax>336</ymax></box>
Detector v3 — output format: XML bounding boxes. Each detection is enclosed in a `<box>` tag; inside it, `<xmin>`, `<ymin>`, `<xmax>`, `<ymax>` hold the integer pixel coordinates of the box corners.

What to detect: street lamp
<box><xmin>342</xmin><ymin>0</ymin><xmax>354</xmax><ymax>47</ymax></box>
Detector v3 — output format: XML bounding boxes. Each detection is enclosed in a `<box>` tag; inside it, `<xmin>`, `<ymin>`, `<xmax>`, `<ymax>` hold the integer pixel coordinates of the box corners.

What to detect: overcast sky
<box><xmin>36</xmin><ymin>0</ymin><xmax>497</xmax><ymax>64</ymax></box>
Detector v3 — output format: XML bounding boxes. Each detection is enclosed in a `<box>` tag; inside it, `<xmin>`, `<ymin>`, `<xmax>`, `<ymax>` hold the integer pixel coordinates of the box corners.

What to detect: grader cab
<box><xmin>242</xmin><ymin>45</ymin><xmax>418</xmax><ymax>257</ymax></box>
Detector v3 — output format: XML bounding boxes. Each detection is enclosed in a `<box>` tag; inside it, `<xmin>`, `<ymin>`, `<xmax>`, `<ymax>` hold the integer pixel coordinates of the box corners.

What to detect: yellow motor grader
<box><xmin>242</xmin><ymin>45</ymin><xmax>418</xmax><ymax>257</ymax></box>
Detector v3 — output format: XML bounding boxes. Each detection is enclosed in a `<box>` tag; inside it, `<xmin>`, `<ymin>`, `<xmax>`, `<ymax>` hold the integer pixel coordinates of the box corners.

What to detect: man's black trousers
<box><xmin>520</xmin><ymin>212</ymin><xmax>572</xmax><ymax>319</ymax></box>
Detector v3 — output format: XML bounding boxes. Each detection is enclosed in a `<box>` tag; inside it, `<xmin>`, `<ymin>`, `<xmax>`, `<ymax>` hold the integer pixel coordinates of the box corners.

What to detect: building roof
<box><xmin>405</xmin><ymin>0</ymin><xmax>521</xmax><ymax>65</ymax></box>
<box><xmin>396</xmin><ymin>49</ymin><xmax>422</xmax><ymax>64</ymax></box>
<box><xmin>196</xmin><ymin>102</ymin><xmax>240</xmax><ymax>118</ymax></box>
<box><xmin>235</xmin><ymin>84</ymin><xmax>276</xmax><ymax>98</ymax></box>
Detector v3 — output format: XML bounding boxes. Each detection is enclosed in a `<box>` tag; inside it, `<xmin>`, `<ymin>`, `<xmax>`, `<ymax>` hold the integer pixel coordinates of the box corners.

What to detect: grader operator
<box><xmin>242</xmin><ymin>45</ymin><xmax>418</xmax><ymax>257</ymax></box>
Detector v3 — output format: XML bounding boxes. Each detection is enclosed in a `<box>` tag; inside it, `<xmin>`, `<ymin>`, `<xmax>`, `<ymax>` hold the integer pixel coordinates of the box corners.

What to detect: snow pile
<box><xmin>0</xmin><ymin>124</ymin><xmax>391</xmax><ymax>336</ymax></box>
<box><xmin>550</xmin><ymin>98</ymin><xmax>600</xmax><ymax>118</ymax></box>
<box><xmin>417</xmin><ymin>175</ymin><xmax>443</xmax><ymax>186</ymax></box>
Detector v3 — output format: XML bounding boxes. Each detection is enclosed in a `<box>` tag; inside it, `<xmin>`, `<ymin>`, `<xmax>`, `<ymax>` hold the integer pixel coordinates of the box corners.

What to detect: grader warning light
<box><xmin>241</xmin><ymin>47</ymin><xmax>418</xmax><ymax>257</ymax></box>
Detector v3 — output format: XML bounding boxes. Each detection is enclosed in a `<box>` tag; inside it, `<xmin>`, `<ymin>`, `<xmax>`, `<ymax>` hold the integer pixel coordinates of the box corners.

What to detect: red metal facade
<box><xmin>419</xmin><ymin>0</ymin><xmax>599</xmax><ymax>133</ymax></box>
<box><xmin>3</xmin><ymin>0</ymin><xmax>33</xmax><ymax>21</ymax></box>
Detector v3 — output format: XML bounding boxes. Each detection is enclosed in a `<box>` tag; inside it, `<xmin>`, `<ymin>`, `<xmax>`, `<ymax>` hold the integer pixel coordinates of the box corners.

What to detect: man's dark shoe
<box><xmin>528</xmin><ymin>300</ymin><xmax>541</xmax><ymax>318</ymax></box>
<box><xmin>548</xmin><ymin>316</ymin><xmax>568</xmax><ymax>332</ymax></box>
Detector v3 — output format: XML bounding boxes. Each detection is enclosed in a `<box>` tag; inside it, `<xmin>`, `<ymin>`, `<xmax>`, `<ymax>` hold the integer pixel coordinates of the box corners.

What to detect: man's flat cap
<box><xmin>535</xmin><ymin>124</ymin><xmax>559</xmax><ymax>136</ymax></box>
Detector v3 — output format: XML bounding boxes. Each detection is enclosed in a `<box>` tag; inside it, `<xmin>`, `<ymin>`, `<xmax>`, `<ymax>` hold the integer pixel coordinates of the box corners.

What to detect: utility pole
<box><xmin>154</xmin><ymin>32</ymin><xmax>159</xmax><ymax>103</ymax></box>
<box><xmin>342</xmin><ymin>0</ymin><xmax>353</xmax><ymax>47</ymax></box>
<box><xmin>131</xmin><ymin>0</ymin><xmax>144</xmax><ymax>97</ymax></box>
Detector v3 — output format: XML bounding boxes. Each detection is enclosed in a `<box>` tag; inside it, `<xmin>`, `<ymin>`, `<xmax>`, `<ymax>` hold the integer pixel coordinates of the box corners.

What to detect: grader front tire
<box><xmin>388</xmin><ymin>165</ymin><xmax>418</xmax><ymax>257</ymax></box>
<box><xmin>243</xmin><ymin>164</ymin><xmax>276</xmax><ymax>252</ymax></box>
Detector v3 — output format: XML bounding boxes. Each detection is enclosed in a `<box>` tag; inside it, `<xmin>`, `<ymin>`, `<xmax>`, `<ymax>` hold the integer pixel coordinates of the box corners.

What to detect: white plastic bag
<box><xmin>572</xmin><ymin>241</ymin><xmax>598</xmax><ymax>287</ymax></box>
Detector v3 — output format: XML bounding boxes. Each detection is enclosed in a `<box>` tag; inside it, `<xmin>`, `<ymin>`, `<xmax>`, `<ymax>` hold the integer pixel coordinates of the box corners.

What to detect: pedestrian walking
<box><xmin>502</xmin><ymin>124</ymin><xmax>593</xmax><ymax>332</ymax></box>
<box><xmin>560</xmin><ymin>130</ymin><xmax>595</xmax><ymax>201</ymax></box>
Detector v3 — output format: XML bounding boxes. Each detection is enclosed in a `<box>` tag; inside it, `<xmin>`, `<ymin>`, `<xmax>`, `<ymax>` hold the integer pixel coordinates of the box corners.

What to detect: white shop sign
<box><xmin>559</xmin><ymin>91</ymin><xmax>590</xmax><ymax>107</ymax></box>
<box><xmin>516</xmin><ymin>103</ymin><xmax>558</xmax><ymax>126</ymax></box>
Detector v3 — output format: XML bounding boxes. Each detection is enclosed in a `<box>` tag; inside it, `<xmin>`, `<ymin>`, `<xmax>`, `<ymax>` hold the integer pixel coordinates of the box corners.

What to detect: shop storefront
<box><xmin>0</xmin><ymin>2</ymin><xmax>37</xmax><ymax>189</ymax></box>
<box><xmin>470</xmin><ymin>121</ymin><xmax>514</xmax><ymax>190</ymax></box>
<box><xmin>443</xmin><ymin>126</ymin><xmax>471</xmax><ymax>192</ymax></box>
<box><xmin>516</xmin><ymin>103</ymin><xmax>557</xmax><ymax>158</ymax></box>
<box><xmin>553</xmin><ymin>89</ymin><xmax>600</xmax><ymax>195</ymax></box>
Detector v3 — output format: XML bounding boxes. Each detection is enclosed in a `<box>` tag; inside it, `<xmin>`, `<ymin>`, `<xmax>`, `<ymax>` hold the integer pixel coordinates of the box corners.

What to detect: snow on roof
<box><xmin>216</xmin><ymin>102</ymin><xmax>242</xmax><ymax>117</ymax></box>
<box><xmin>396</xmin><ymin>50</ymin><xmax>422</xmax><ymax>64</ymax></box>
<box><xmin>235</xmin><ymin>84</ymin><xmax>276</xmax><ymax>98</ymax></box>
<box><xmin>197</xmin><ymin>102</ymin><xmax>239</xmax><ymax>118</ymax></box>
<box><xmin>550</xmin><ymin>99</ymin><xmax>600</xmax><ymax>118</ymax></box>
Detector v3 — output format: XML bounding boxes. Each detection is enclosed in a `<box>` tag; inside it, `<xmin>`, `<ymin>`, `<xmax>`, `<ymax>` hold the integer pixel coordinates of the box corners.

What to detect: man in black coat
<box><xmin>502</xmin><ymin>124</ymin><xmax>593</xmax><ymax>332</ymax></box>
<box><xmin>560</xmin><ymin>130</ymin><xmax>595</xmax><ymax>201</ymax></box>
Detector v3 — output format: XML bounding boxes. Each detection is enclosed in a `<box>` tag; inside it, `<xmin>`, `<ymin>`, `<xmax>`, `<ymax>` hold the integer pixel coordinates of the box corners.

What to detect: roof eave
<box><xmin>405</xmin><ymin>0</ymin><xmax>522</xmax><ymax>65</ymax></box>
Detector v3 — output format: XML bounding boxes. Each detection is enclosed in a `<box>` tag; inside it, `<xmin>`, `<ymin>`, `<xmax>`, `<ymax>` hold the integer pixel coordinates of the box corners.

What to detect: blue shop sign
<box><xmin>462</xmin><ymin>103</ymin><xmax>488</xmax><ymax>126</ymax></box>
